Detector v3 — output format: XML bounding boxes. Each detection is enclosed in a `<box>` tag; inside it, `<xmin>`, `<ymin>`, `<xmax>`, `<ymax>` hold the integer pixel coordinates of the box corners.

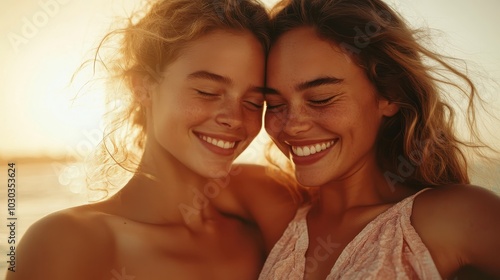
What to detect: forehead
<box><xmin>184</xmin><ymin>29</ymin><xmax>262</xmax><ymax>55</ymax></box>
<box><xmin>165</xmin><ymin>30</ymin><xmax>265</xmax><ymax>75</ymax></box>
<box><xmin>267</xmin><ymin>27</ymin><xmax>357</xmax><ymax>85</ymax></box>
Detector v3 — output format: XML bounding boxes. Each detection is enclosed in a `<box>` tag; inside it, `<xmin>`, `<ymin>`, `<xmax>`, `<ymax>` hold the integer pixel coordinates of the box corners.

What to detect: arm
<box><xmin>457</xmin><ymin>186</ymin><xmax>500</xmax><ymax>277</ymax></box>
<box><xmin>413</xmin><ymin>185</ymin><xmax>500</xmax><ymax>278</ymax></box>
<box><xmin>224</xmin><ymin>164</ymin><xmax>301</xmax><ymax>253</ymax></box>
<box><xmin>5</xmin><ymin>209</ymin><xmax>113</xmax><ymax>280</ymax></box>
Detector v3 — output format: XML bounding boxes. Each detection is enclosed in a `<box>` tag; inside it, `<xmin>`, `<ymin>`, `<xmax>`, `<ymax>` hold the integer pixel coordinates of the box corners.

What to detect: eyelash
<box><xmin>245</xmin><ymin>101</ymin><xmax>264</xmax><ymax>109</ymax></box>
<box><xmin>309</xmin><ymin>96</ymin><xmax>335</xmax><ymax>105</ymax></box>
<box><xmin>196</xmin><ymin>90</ymin><xmax>219</xmax><ymax>97</ymax></box>
<box><xmin>197</xmin><ymin>90</ymin><xmax>264</xmax><ymax>110</ymax></box>
<box><xmin>265</xmin><ymin>95</ymin><xmax>336</xmax><ymax>112</ymax></box>
<box><xmin>266</xmin><ymin>103</ymin><xmax>285</xmax><ymax>112</ymax></box>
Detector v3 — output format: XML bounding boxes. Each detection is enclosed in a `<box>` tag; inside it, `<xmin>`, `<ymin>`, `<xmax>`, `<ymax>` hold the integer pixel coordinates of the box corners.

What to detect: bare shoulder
<box><xmin>230</xmin><ymin>164</ymin><xmax>300</xmax><ymax>201</ymax></box>
<box><xmin>6</xmin><ymin>204</ymin><xmax>114</xmax><ymax>280</ymax></box>
<box><xmin>225</xmin><ymin>164</ymin><xmax>300</xmax><ymax>252</ymax></box>
<box><xmin>412</xmin><ymin>184</ymin><xmax>500</xmax><ymax>229</ymax></box>
<box><xmin>413</xmin><ymin>184</ymin><xmax>500</xmax><ymax>216</ymax></box>
<box><xmin>411</xmin><ymin>184</ymin><xmax>500</xmax><ymax>278</ymax></box>
<box><xmin>227</xmin><ymin>164</ymin><xmax>300</xmax><ymax>216</ymax></box>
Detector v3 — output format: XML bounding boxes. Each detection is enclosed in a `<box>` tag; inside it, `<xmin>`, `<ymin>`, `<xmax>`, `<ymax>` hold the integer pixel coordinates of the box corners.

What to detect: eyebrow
<box><xmin>264</xmin><ymin>76</ymin><xmax>344</xmax><ymax>96</ymax></box>
<box><xmin>187</xmin><ymin>70</ymin><xmax>232</xmax><ymax>85</ymax></box>
<box><xmin>262</xmin><ymin>87</ymin><xmax>279</xmax><ymax>95</ymax></box>
<box><xmin>295</xmin><ymin>76</ymin><xmax>344</xmax><ymax>91</ymax></box>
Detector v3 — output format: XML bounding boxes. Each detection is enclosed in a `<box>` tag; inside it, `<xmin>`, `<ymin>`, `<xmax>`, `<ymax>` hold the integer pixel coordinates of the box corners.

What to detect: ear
<box><xmin>131</xmin><ymin>74</ymin><xmax>153</xmax><ymax>107</ymax></box>
<box><xmin>379</xmin><ymin>99</ymin><xmax>399</xmax><ymax>117</ymax></box>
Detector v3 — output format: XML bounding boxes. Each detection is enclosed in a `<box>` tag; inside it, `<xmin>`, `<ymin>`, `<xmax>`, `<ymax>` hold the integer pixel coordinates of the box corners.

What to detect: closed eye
<box><xmin>196</xmin><ymin>90</ymin><xmax>219</xmax><ymax>97</ymax></box>
<box><xmin>244</xmin><ymin>101</ymin><xmax>264</xmax><ymax>110</ymax></box>
<box><xmin>309</xmin><ymin>96</ymin><xmax>335</xmax><ymax>106</ymax></box>
<box><xmin>265</xmin><ymin>102</ymin><xmax>286</xmax><ymax>112</ymax></box>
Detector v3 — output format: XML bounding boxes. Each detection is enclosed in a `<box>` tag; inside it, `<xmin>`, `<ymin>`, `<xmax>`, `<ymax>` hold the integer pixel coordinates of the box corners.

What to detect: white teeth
<box><xmin>291</xmin><ymin>140</ymin><xmax>336</xmax><ymax>157</ymax></box>
<box><xmin>303</xmin><ymin>146</ymin><xmax>311</xmax><ymax>156</ymax></box>
<box><xmin>310</xmin><ymin>146</ymin><xmax>317</xmax><ymax>155</ymax></box>
<box><xmin>216</xmin><ymin>140</ymin><xmax>224</xmax><ymax>148</ymax></box>
<box><xmin>200</xmin><ymin>135</ymin><xmax>236</xmax><ymax>150</ymax></box>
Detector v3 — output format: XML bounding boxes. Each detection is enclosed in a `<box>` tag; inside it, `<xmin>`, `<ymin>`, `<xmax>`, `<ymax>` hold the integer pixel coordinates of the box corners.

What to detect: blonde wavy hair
<box><xmin>83</xmin><ymin>0</ymin><xmax>271</xmax><ymax>198</ymax></box>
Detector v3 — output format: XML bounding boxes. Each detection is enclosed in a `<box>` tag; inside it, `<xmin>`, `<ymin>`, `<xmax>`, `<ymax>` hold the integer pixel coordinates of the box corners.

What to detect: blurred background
<box><xmin>1</xmin><ymin>0</ymin><xmax>500</xmax><ymax>272</ymax></box>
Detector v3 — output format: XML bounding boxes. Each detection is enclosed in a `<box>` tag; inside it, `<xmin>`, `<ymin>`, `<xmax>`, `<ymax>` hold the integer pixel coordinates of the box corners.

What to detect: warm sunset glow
<box><xmin>1</xmin><ymin>0</ymin><xmax>499</xmax><ymax>162</ymax></box>
<box><xmin>0</xmin><ymin>1</ymin><xmax>499</xmax><ymax>263</ymax></box>
<box><xmin>0</xmin><ymin>1</ymin><xmax>140</xmax><ymax>158</ymax></box>
<box><xmin>0</xmin><ymin>0</ymin><xmax>500</xmax><ymax>162</ymax></box>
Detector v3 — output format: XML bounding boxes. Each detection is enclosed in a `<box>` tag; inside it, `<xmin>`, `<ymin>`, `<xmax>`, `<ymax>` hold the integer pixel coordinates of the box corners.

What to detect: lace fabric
<box><xmin>259</xmin><ymin>190</ymin><xmax>442</xmax><ymax>280</ymax></box>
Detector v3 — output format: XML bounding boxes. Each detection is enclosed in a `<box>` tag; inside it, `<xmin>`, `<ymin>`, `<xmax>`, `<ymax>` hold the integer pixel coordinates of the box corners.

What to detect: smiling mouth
<box><xmin>198</xmin><ymin>134</ymin><xmax>236</xmax><ymax>149</ymax></box>
<box><xmin>290</xmin><ymin>140</ymin><xmax>337</xmax><ymax>157</ymax></box>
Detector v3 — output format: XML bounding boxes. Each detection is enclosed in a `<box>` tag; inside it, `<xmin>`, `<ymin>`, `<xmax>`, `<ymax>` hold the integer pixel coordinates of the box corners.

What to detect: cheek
<box><xmin>152</xmin><ymin>95</ymin><xmax>207</xmax><ymax>136</ymax></box>
<box><xmin>183</xmin><ymin>103</ymin><xmax>211</xmax><ymax>122</ymax></box>
<box><xmin>356</xmin><ymin>100</ymin><xmax>384</xmax><ymax>130</ymax></box>
<box><xmin>151</xmin><ymin>95</ymin><xmax>174</xmax><ymax>133</ymax></box>
<box><xmin>312</xmin><ymin>106</ymin><xmax>345</xmax><ymax>128</ymax></box>
<box><xmin>264</xmin><ymin>112</ymin><xmax>286</xmax><ymax>137</ymax></box>
<box><xmin>244</xmin><ymin>110</ymin><xmax>263</xmax><ymax>136</ymax></box>
<box><xmin>343</xmin><ymin>105</ymin><xmax>382</xmax><ymax>148</ymax></box>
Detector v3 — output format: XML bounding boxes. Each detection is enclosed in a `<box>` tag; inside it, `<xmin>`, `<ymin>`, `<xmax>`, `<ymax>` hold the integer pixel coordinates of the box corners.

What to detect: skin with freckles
<box><xmin>265</xmin><ymin>28</ymin><xmax>398</xmax><ymax>188</ymax></box>
<box><xmin>265</xmin><ymin>27</ymin><xmax>500</xmax><ymax>279</ymax></box>
<box><xmin>7</xmin><ymin>30</ymin><xmax>297</xmax><ymax>280</ymax></box>
<box><xmin>146</xmin><ymin>30</ymin><xmax>265</xmax><ymax>179</ymax></box>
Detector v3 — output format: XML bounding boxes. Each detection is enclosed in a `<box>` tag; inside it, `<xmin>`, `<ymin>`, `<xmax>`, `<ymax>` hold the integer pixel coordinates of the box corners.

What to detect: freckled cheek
<box><xmin>244</xmin><ymin>111</ymin><xmax>263</xmax><ymax>136</ymax></box>
<box><xmin>313</xmin><ymin>108</ymin><xmax>357</xmax><ymax>139</ymax></box>
<box><xmin>342</xmin><ymin>110</ymin><xmax>379</xmax><ymax>144</ymax></box>
<box><xmin>313</xmin><ymin>108</ymin><xmax>341</xmax><ymax>126</ymax></box>
<box><xmin>182</xmin><ymin>103</ymin><xmax>216</xmax><ymax>122</ymax></box>
<box><xmin>264</xmin><ymin>113</ymin><xmax>286</xmax><ymax>137</ymax></box>
<box><xmin>315</xmin><ymin>110</ymin><xmax>331</xmax><ymax>122</ymax></box>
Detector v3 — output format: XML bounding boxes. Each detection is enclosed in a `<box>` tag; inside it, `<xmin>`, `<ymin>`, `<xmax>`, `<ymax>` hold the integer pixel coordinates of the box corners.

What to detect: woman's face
<box><xmin>146</xmin><ymin>30</ymin><xmax>265</xmax><ymax>178</ymax></box>
<box><xmin>265</xmin><ymin>27</ymin><xmax>397</xmax><ymax>186</ymax></box>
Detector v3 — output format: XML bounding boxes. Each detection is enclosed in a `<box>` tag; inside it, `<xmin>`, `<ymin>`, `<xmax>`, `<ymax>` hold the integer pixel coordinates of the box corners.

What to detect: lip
<box><xmin>285</xmin><ymin>138</ymin><xmax>338</xmax><ymax>166</ymax></box>
<box><xmin>194</xmin><ymin>131</ymin><xmax>242</xmax><ymax>156</ymax></box>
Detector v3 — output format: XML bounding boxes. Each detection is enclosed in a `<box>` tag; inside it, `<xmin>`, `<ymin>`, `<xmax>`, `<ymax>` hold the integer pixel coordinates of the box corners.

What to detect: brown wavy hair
<box><xmin>267</xmin><ymin>0</ymin><xmax>493</xmax><ymax>189</ymax></box>
<box><xmin>83</xmin><ymin>0</ymin><xmax>271</xmax><ymax>198</ymax></box>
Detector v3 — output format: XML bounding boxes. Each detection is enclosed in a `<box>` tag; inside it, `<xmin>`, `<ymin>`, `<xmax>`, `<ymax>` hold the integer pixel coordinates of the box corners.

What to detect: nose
<box><xmin>280</xmin><ymin>105</ymin><xmax>312</xmax><ymax>136</ymax></box>
<box><xmin>215</xmin><ymin>101</ymin><xmax>243</xmax><ymax>130</ymax></box>
<box><xmin>266</xmin><ymin>104</ymin><xmax>312</xmax><ymax>136</ymax></box>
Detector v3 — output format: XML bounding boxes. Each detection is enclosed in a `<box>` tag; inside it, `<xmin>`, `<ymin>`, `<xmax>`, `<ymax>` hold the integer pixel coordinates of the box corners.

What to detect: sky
<box><xmin>1</xmin><ymin>0</ymin><xmax>499</xmax><ymax>160</ymax></box>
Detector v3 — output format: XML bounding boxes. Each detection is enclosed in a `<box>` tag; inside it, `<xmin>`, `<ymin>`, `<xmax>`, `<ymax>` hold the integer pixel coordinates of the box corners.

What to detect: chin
<box><xmin>295</xmin><ymin>169</ymin><xmax>331</xmax><ymax>187</ymax></box>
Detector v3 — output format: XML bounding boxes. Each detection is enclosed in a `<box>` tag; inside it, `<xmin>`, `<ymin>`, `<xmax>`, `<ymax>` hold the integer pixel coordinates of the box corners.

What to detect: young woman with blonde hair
<box><xmin>7</xmin><ymin>1</ymin><xmax>300</xmax><ymax>279</ymax></box>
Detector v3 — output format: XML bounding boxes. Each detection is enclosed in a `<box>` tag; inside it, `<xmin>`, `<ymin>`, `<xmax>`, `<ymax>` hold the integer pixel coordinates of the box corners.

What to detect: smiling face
<box><xmin>144</xmin><ymin>30</ymin><xmax>265</xmax><ymax>178</ymax></box>
<box><xmin>265</xmin><ymin>27</ymin><xmax>398</xmax><ymax>187</ymax></box>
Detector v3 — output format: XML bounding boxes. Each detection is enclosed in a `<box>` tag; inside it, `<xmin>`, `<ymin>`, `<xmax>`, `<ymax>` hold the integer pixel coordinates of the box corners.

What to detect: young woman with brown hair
<box><xmin>261</xmin><ymin>0</ymin><xmax>500</xmax><ymax>278</ymax></box>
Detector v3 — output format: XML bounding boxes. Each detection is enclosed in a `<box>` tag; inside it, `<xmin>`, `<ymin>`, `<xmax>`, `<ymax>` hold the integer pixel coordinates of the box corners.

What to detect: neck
<box><xmin>314</xmin><ymin>160</ymin><xmax>411</xmax><ymax>216</ymax></box>
<box><xmin>111</xmin><ymin>143</ymin><xmax>223</xmax><ymax>228</ymax></box>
